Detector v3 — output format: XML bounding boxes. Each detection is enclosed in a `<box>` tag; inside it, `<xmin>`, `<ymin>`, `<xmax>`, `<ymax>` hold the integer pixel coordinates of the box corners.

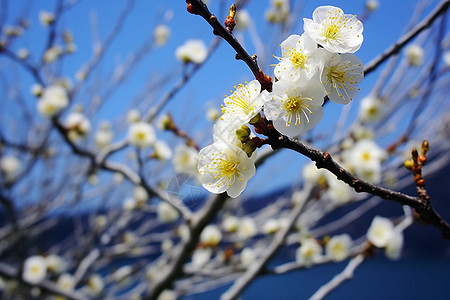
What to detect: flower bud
<box><xmin>404</xmin><ymin>159</ymin><xmax>414</xmax><ymax>169</ymax></box>
<box><xmin>242</xmin><ymin>140</ymin><xmax>257</xmax><ymax>157</ymax></box>
<box><xmin>248</xmin><ymin>113</ymin><xmax>261</xmax><ymax>124</ymax></box>
<box><xmin>235</xmin><ymin>125</ymin><xmax>250</xmax><ymax>142</ymax></box>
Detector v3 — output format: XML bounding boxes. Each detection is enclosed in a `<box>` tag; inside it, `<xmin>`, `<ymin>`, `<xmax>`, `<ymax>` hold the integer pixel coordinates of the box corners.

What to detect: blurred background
<box><xmin>0</xmin><ymin>0</ymin><xmax>449</xmax><ymax>299</ymax></box>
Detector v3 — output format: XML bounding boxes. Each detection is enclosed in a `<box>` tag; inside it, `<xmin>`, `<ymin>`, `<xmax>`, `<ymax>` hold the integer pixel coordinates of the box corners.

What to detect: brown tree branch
<box><xmin>266</xmin><ymin>130</ymin><xmax>450</xmax><ymax>239</ymax></box>
<box><xmin>145</xmin><ymin>192</ymin><xmax>229</xmax><ymax>300</ymax></box>
<box><xmin>187</xmin><ymin>0</ymin><xmax>272</xmax><ymax>92</ymax></box>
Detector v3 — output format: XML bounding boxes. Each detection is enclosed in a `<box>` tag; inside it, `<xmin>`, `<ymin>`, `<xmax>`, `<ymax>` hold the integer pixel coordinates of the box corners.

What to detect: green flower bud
<box><xmin>236</xmin><ymin>125</ymin><xmax>251</xmax><ymax>142</ymax></box>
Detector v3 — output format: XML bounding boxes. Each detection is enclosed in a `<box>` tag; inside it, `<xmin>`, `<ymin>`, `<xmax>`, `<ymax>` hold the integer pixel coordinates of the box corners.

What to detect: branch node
<box><xmin>186</xmin><ymin>2</ymin><xmax>197</xmax><ymax>15</ymax></box>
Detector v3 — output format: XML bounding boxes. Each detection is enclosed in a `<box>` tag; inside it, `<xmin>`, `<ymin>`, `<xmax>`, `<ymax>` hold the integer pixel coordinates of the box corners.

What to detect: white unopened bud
<box><xmin>17</xmin><ymin>48</ymin><xmax>29</xmax><ymax>60</ymax></box>
<box><xmin>43</xmin><ymin>45</ymin><xmax>63</xmax><ymax>63</ymax></box>
<box><xmin>222</xmin><ymin>215</ymin><xmax>239</xmax><ymax>233</ymax></box>
<box><xmin>405</xmin><ymin>44</ymin><xmax>424</xmax><ymax>67</ymax></box>
<box><xmin>127</xmin><ymin>109</ymin><xmax>141</xmax><ymax>123</ymax></box>
<box><xmin>157</xmin><ymin>202</ymin><xmax>179</xmax><ymax>223</ymax></box>
<box><xmin>154</xmin><ymin>24</ymin><xmax>170</xmax><ymax>47</ymax></box>
<box><xmin>240</xmin><ymin>247</ymin><xmax>255</xmax><ymax>266</ymax></box>
<box><xmin>200</xmin><ymin>225</ymin><xmax>222</xmax><ymax>247</ymax></box>
<box><xmin>39</xmin><ymin>11</ymin><xmax>55</xmax><ymax>26</ymax></box>
<box><xmin>366</xmin><ymin>0</ymin><xmax>379</xmax><ymax>11</ymax></box>
<box><xmin>0</xmin><ymin>156</ymin><xmax>21</xmax><ymax>175</ymax></box>
<box><xmin>235</xmin><ymin>10</ymin><xmax>251</xmax><ymax>31</ymax></box>
<box><xmin>263</xmin><ymin>219</ymin><xmax>280</xmax><ymax>235</ymax></box>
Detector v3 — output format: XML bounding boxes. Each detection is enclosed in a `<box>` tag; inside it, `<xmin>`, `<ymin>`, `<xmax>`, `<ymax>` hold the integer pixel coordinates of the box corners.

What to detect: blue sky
<box><xmin>1</xmin><ymin>0</ymin><xmax>443</xmax><ymax>198</ymax></box>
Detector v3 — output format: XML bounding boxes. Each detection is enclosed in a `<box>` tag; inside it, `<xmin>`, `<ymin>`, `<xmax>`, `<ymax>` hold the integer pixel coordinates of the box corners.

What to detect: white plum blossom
<box><xmin>156</xmin><ymin>113</ymin><xmax>172</xmax><ymax>130</ymax></box>
<box><xmin>222</xmin><ymin>215</ymin><xmax>239</xmax><ymax>233</ymax></box>
<box><xmin>367</xmin><ymin>216</ymin><xmax>394</xmax><ymax>248</ymax></box>
<box><xmin>235</xmin><ymin>9</ymin><xmax>251</xmax><ymax>30</ymax></box>
<box><xmin>191</xmin><ymin>248</ymin><xmax>212</xmax><ymax>268</ymax></box>
<box><xmin>200</xmin><ymin>225</ymin><xmax>222</xmax><ymax>247</ymax></box>
<box><xmin>303</xmin><ymin>6</ymin><xmax>363</xmax><ymax>53</ymax></box>
<box><xmin>321</xmin><ymin>53</ymin><xmax>364</xmax><ymax>104</ymax></box>
<box><xmin>45</xmin><ymin>254</ymin><xmax>66</xmax><ymax>274</ymax></box>
<box><xmin>265</xmin><ymin>0</ymin><xmax>289</xmax><ymax>24</ymax></box>
<box><xmin>405</xmin><ymin>44</ymin><xmax>424</xmax><ymax>67</ymax></box>
<box><xmin>220</xmin><ymin>80</ymin><xmax>267</xmax><ymax>124</ymax></box>
<box><xmin>123</xmin><ymin>197</ymin><xmax>137</xmax><ymax>211</ymax></box>
<box><xmin>175</xmin><ymin>39</ymin><xmax>208</xmax><ymax>64</ymax></box>
<box><xmin>65</xmin><ymin>112</ymin><xmax>91</xmax><ymax>141</ymax></box>
<box><xmin>366</xmin><ymin>0</ymin><xmax>379</xmax><ymax>11</ymax></box>
<box><xmin>39</xmin><ymin>11</ymin><xmax>55</xmax><ymax>26</ymax></box>
<box><xmin>173</xmin><ymin>144</ymin><xmax>199</xmax><ymax>176</ymax></box>
<box><xmin>358</xmin><ymin>95</ymin><xmax>383</xmax><ymax>122</ymax></box>
<box><xmin>385</xmin><ymin>230</ymin><xmax>404</xmax><ymax>260</ymax></box>
<box><xmin>343</xmin><ymin>139</ymin><xmax>387</xmax><ymax>184</ymax></box>
<box><xmin>122</xmin><ymin>231</ymin><xmax>137</xmax><ymax>245</ymax></box>
<box><xmin>85</xmin><ymin>274</ymin><xmax>104</xmax><ymax>296</ymax></box>
<box><xmin>324</xmin><ymin>175</ymin><xmax>357</xmax><ymax>205</ymax></box>
<box><xmin>444</xmin><ymin>51</ymin><xmax>450</xmax><ymax>67</ymax></box>
<box><xmin>133</xmin><ymin>185</ymin><xmax>148</xmax><ymax>204</ymax></box>
<box><xmin>206</xmin><ymin>107</ymin><xmax>220</xmax><ymax>122</ymax></box>
<box><xmin>178</xmin><ymin>224</ymin><xmax>190</xmax><ymax>242</ymax></box>
<box><xmin>157</xmin><ymin>289</ymin><xmax>177</xmax><ymax>300</ymax></box>
<box><xmin>23</xmin><ymin>255</ymin><xmax>47</xmax><ymax>284</ymax></box>
<box><xmin>153</xmin><ymin>140</ymin><xmax>172</xmax><ymax>161</ymax></box>
<box><xmin>161</xmin><ymin>239</ymin><xmax>174</xmax><ymax>253</ymax></box>
<box><xmin>37</xmin><ymin>85</ymin><xmax>69</xmax><ymax>117</ymax></box>
<box><xmin>0</xmin><ymin>155</ymin><xmax>21</xmax><ymax>175</ymax></box>
<box><xmin>302</xmin><ymin>161</ymin><xmax>328</xmax><ymax>188</ymax></box>
<box><xmin>302</xmin><ymin>161</ymin><xmax>356</xmax><ymax>204</ymax></box>
<box><xmin>17</xmin><ymin>48</ymin><xmax>29</xmax><ymax>59</ymax></box>
<box><xmin>237</xmin><ymin>217</ymin><xmax>257</xmax><ymax>240</ymax></box>
<box><xmin>326</xmin><ymin>234</ymin><xmax>352</xmax><ymax>262</ymax></box>
<box><xmin>240</xmin><ymin>248</ymin><xmax>255</xmax><ymax>266</ymax></box>
<box><xmin>95</xmin><ymin>121</ymin><xmax>114</xmax><ymax>148</ymax></box>
<box><xmin>296</xmin><ymin>238</ymin><xmax>322</xmax><ymax>267</ymax></box>
<box><xmin>66</xmin><ymin>43</ymin><xmax>77</xmax><ymax>54</ymax></box>
<box><xmin>94</xmin><ymin>215</ymin><xmax>108</xmax><ymax>229</ymax></box>
<box><xmin>264</xmin><ymin>79</ymin><xmax>325</xmax><ymax>137</ymax></box>
<box><xmin>198</xmin><ymin>141</ymin><xmax>256</xmax><ymax>198</ymax></box>
<box><xmin>154</xmin><ymin>24</ymin><xmax>170</xmax><ymax>47</ymax></box>
<box><xmin>127</xmin><ymin>109</ymin><xmax>141</xmax><ymax>123</ymax></box>
<box><xmin>43</xmin><ymin>45</ymin><xmax>63</xmax><ymax>63</ymax></box>
<box><xmin>263</xmin><ymin>219</ymin><xmax>280</xmax><ymax>234</ymax></box>
<box><xmin>127</xmin><ymin>122</ymin><xmax>156</xmax><ymax>148</ymax></box>
<box><xmin>273</xmin><ymin>33</ymin><xmax>325</xmax><ymax>82</ymax></box>
<box><xmin>56</xmin><ymin>273</ymin><xmax>75</xmax><ymax>293</ymax></box>
<box><xmin>157</xmin><ymin>202</ymin><xmax>179</xmax><ymax>223</ymax></box>
<box><xmin>213</xmin><ymin>119</ymin><xmax>243</xmax><ymax>147</ymax></box>
<box><xmin>351</xmin><ymin>125</ymin><xmax>374</xmax><ymax>141</ymax></box>
<box><xmin>31</xmin><ymin>83</ymin><xmax>43</xmax><ymax>97</ymax></box>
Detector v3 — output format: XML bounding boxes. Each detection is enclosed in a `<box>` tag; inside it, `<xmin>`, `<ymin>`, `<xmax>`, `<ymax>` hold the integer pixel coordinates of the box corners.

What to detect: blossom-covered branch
<box><xmin>267</xmin><ymin>131</ymin><xmax>450</xmax><ymax>238</ymax></box>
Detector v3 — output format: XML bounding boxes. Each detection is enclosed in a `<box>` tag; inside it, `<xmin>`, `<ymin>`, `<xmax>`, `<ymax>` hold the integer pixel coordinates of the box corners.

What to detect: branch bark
<box><xmin>145</xmin><ymin>193</ymin><xmax>229</xmax><ymax>300</ymax></box>
<box><xmin>268</xmin><ymin>132</ymin><xmax>450</xmax><ymax>239</ymax></box>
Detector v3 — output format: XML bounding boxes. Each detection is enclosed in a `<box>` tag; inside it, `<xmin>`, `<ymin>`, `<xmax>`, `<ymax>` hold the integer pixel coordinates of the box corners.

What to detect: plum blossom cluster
<box><xmin>197</xmin><ymin>6</ymin><xmax>365</xmax><ymax>198</ymax></box>
<box><xmin>267</xmin><ymin>5</ymin><xmax>364</xmax><ymax>136</ymax></box>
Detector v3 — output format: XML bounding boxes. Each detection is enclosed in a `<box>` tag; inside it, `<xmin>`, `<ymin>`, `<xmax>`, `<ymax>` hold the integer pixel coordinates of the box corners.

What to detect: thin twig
<box><xmin>268</xmin><ymin>133</ymin><xmax>450</xmax><ymax>239</ymax></box>
<box><xmin>309</xmin><ymin>254</ymin><xmax>365</xmax><ymax>300</ymax></box>
<box><xmin>364</xmin><ymin>0</ymin><xmax>450</xmax><ymax>75</ymax></box>
<box><xmin>221</xmin><ymin>189</ymin><xmax>311</xmax><ymax>300</ymax></box>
